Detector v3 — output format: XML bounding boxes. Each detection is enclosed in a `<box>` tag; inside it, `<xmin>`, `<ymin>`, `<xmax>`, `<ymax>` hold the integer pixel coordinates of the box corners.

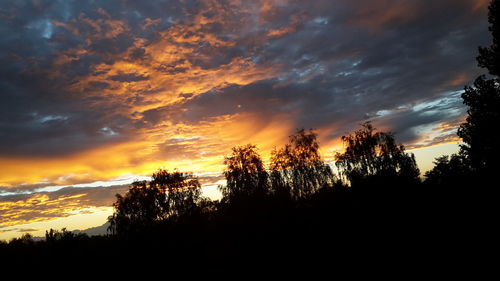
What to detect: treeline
<box><xmin>106</xmin><ymin>123</ymin><xmax>422</xmax><ymax>236</ymax></box>
<box><xmin>0</xmin><ymin>122</ymin><xmax>487</xmax><ymax>266</ymax></box>
<box><xmin>1</xmin><ymin>0</ymin><xmax>498</xmax><ymax>267</ymax></box>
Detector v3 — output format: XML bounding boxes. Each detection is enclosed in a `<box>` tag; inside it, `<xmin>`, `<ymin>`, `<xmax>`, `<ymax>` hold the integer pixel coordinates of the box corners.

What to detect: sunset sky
<box><xmin>0</xmin><ymin>0</ymin><xmax>491</xmax><ymax>240</ymax></box>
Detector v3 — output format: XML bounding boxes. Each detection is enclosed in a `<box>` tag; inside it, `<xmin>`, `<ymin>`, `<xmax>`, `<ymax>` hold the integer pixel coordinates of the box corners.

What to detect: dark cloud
<box><xmin>0</xmin><ymin>228</ymin><xmax>38</xmax><ymax>234</ymax></box>
<box><xmin>108</xmin><ymin>73</ymin><xmax>149</xmax><ymax>82</ymax></box>
<box><xmin>0</xmin><ymin>0</ymin><xmax>490</xmax><ymax>159</ymax></box>
<box><xmin>0</xmin><ymin>0</ymin><xmax>183</xmax><ymax>157</ymax></box>
<box><xmin>0</xmin><ymin>182</ymin><xmax>54</xmax><ymax>194</ymax></box>
<box><xmin>150</xmin><ymin>0</ymin><xmax>488</xmax><ymax>145</ymax></box>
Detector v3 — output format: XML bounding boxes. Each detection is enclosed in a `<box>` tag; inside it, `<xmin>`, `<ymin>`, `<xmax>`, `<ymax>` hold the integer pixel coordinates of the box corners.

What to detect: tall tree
<box><xmin>220</xmin><ymin>144</ymin><xmax>269</xmax><ymax>202</ymax></box>
<box><xmin>270</xmin><ymin>129</ymin><xmax>334</xmax><ymax>198</ymax></box>
<box><xmin>108</xmin><ymin>180</ymin><xmax>164</xmax><ymax>234</ymax></box>
<box><xmin>458</xmin><ymin>0</ymin><xmax>500</xmax><ymax>177</ymax></box>
<box><xmin>150</xmin><ymin>169</ymin><xmax>202</xmax><ymax>218</ymax></box>
<box><xmin>335</xmin><ymin>122</ymin><xmax>420</xmax><ymax>187</ymax></box>
<box><xmin>108</xmin><ymin>169</ymin><xmax>201</xmax><ymax>235</ymax></box>
<box><xmin>477</xmin><ymin>0</ymin><xmax>500</xmax><ymax>77</ymax></box>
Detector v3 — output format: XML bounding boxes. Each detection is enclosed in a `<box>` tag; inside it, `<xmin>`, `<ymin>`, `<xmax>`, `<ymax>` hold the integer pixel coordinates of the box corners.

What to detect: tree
<box><xmin>151</xmin><ymin>169</ymin><xmax>202</xmax><ymax>218</ymax></box>
<box><xmin>220</xmin><ymin>144</ymin><xmax>269</xmax><ymax>202</ymax></box>
<box><xmin>458</xmin><ymin>0</ymin><xmax>500</xmax><ymax>177</ymax></box>
<box><xmin>108</xmin><ymin>169</ymin><xmax>202</xmax><ymax>235</ymax></box>
<box><xmin>458</xmin><ymin>77</ymin><xmax>500</xmax><ymax>175</ymax></box>
<box><xmin>424</xmin><ymin>154</ymin><xmax>471</xmax><ymax>187</ymax></box>
<box><xmin>335</xmin><ymin>122</ymin><xmax>420</xmax><ymax>187</ymax></box>
<box><xmin>45</xmin><ymin>228</ymin><xmax>77</xmax><ymax>242</ymax></box>
<box><xmin>477</xmin><ymin>0</ymin><xmax>500</xmax><ymax>77</ymax></box>
<box><xmin>9</xmin><ymin>233</ymin><xmax>34</xmax><ymax>246</ymax></box>
<box><xmin>270</xmin><ymin>129</ymin><xmax>334</xmax><ymax>198</ymax></box>
<box><xmin>108</xmin><ymin>180</ymin><xmax>164</xmax><ymax>234</ymax></box>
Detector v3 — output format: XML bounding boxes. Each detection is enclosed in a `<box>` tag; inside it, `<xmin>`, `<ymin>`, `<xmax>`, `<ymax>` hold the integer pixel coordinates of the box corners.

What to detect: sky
<box><xmin>0</xmin><ymin>0</ymin><xmax>491</xmax><ymax>240</ymax></box>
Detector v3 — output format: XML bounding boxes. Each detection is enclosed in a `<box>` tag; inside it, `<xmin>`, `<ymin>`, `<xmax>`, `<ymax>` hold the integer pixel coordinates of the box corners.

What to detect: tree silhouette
<box><xmin>458</xmin><ymin>0</ymin><xmax>500</xmax><ymax>178</ymax></box>
<box><xmin>424</xmin><ymin>154</ymin><xmax>471</xmax><ymax>187</ymax></box>
<box><xmin>220</xmin><ymin>144</ymin><xmax>269</xmax><ymax>202</ymax></box>
<box><xmin>108</xmin><ymin>169</ymin><xmax>202</xmax><ymax>235</ymax></box>
<box><xmin>458</xmin><ymin>77</ymin><xmax>500</xmax><ymax>174</ymax></box>
<box><xmin>45</xmin><ymin>228</ymin><xmax>79</xmax><ymax>242</ymax></box>
<box><xmin>108</xmin><ymin>180</ymin><xmax>164</xmax><ymax>234</ymax></box>
<box><xmin>151</xmin><ymin>169</ymin><xmax>202</xmax><ymax>218</ymax></box>
<box><xmin>270</xmin><ymin>129</ymin><xmax>334</xmax><ymax>198</ymax></box>
<box><xmin>477</xmin><ymin>0</ymin><xmax>500</xmax><ymax>77</ymax></box>
<box><xmin>335</xmin><ymin>122</ymin><xmax>420</xmax><ymax>187</ymax></box>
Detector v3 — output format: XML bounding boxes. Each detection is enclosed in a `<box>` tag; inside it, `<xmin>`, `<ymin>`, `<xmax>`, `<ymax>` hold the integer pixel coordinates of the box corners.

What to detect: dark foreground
<box><xmin>0</xmin><ymin>184</ymin><xmax>491</xmax><ymax>270</ymax></box>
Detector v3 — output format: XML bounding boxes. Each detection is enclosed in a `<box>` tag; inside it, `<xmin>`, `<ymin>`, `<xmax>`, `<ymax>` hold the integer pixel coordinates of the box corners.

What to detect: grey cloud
<box><xmin>0</xmin><ymin>183</ymin><xmax>54</xmax><ymax>194</ymax></box>
<box><xmin>0</xmin><ymin>0</ymin><xmax>191</xmax><ymax>157</ymax></box>
<box><xmin>0</xmin><ymin>0</ymin><xmax>491</xmax><ymax>159</ymax></box>
<box><xmin>108</xmin><ymin>73</ymin><xmax>149</xmax><ymax>82</ymax></box>
<box><xmin>0</xmin><ymin>228</ymin><xmax>39</xmax><ymax>234</ymax></box>
<box><xmin>157</xmin><ymin>0</ymin><xmax>488</xmax><ymax>147</ymax></box>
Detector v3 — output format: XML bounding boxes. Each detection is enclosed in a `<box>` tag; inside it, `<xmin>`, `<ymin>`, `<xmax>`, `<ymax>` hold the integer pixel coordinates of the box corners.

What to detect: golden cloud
<box><xmin>0</xmin><ymin>194</ymin><xmax>86</xmax><ymax>227</ymax></box>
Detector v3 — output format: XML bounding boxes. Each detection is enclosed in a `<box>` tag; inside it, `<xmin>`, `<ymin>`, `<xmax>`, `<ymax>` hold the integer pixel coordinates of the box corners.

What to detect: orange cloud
<box><xmin>0</xmin><ymin>193</ymin><xmax>86</xmax><ymax>227</ymax></box>
<box><xmin>447</xmin><ymin>73</ymin><xmax>469</xmax><ymax>87</ymax></box>
<box><xmin>404</xmin><ymin>118</ymin><xmax>464</xmax><ymax>150</ymax></box>
<box><xmin>53</xmin><ymin>6</ymin><xmax>280</xmax><ymax>117</ymax></box>
<box><xmin>0</xmin><ymin>112</ymin><xmax>297</xmax><ymax>188</ymax></box>
<box><xmin>0</xmin><ymin>2</ymin><xmax>294</xmax><ymax>189</ymax></box>
<box><xmin>472</xmin><ymin>0</ymin><xmax>490</xmax><ymax>11</ymax></box>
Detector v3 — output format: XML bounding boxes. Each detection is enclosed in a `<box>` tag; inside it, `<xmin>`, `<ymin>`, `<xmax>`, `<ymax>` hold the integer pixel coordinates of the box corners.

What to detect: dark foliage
<box><xmin>458</xmin><ymin>76</ymin><xmax>500</xmax><ymax>178</ymax></box>
<box><xmin>424</xmin><ymin>154</ymin><xmax>471</xmax><ymax>187</ymax></box>
<box><xmin>477</xmin><ymin>0</ymin><xmax>500</xmax><ymax>77</ymax></box>
<box><xmin>459</xmin><ymin>0</ymin><xmax>500</xmax><ymax>180</ymax></box>
<box><xmin>220</xmin><ymin>144</ymin><xmax>269</xmax><ymax>202</ymax></box>
<box><xmin>335</xmin><ymin>122</ymin><xmax>420</xmax><ymax>188</ymax></box>
<box><xmin>108</xmin><ymin>169</ymin><xmax>203</xmax><ymax>235</ymax></box>
<box><xmin>270</xmin><ymin>129</ymin><xmax>335</xmax><ymax>198</ymax></box>
<box><xmin>458</xmin><ymin>76</ymin><xmax>500</xmax><ymax>175</ymax></box>
<box><xmin>0</xmin><ymin>125</ymin><xmax>485</xmax><ymax>268</ymax></box>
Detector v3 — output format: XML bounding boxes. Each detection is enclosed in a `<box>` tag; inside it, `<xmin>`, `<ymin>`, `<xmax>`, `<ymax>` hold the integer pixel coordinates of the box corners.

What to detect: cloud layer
<box><xmin>0</xmin><ymin>0</ymin><xmax>491</xmax><ymax>232</ymax></box>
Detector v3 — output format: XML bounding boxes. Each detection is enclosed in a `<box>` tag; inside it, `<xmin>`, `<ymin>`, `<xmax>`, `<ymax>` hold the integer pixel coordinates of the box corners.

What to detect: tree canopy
<box><xmin>458</xmin><ymin>0</ymin><xmax>500</xmax><ymax>178</ymax></box>
<box><xmin>477</xmin><ymin>0</ymin><xmax>500</xmax><ymax>77</ymax></box>
<box><xmin>335</xmin><ymin>122</ymin><xmax>420</xmax><ymax>187</ymax></box>
<box><xmin>270</xmin><ymin>129</ymin><xmax>334</xmax><ymax>198</ymax></box>
<box><xmin>220</xmin><ymin>144</ymin><xmax>269</xmax><ymax>202</ymax></box>
<box><xmin>108</xmin><ymin>169</ymin><xmax>202</xmax><ymax>235</ymax></box>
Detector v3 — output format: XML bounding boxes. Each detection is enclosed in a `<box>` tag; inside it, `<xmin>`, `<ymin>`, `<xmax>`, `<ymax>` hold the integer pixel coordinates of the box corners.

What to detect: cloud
<box><xmin>0</xmin><ymin>184</ymin><xmax>129</xmax><ymax>227</ymax></box>
<box><xmin>0</xmin><ymin>227</ymin><xmax>38</xmax><ymax>234</ymax></box>
<box><xmin>0</xmin><ymin>173</ymin><xmax>225</xmax><ymax>229</ymax></box>
<box><xmin>0</xmin><ymin>0</ymin><xmax>490</xmax><ymax>191</ymax></box>
<box><xmin>108</xmin><ymin>72</ymin><xmax>150</xmax><ymax>82</ymax></box>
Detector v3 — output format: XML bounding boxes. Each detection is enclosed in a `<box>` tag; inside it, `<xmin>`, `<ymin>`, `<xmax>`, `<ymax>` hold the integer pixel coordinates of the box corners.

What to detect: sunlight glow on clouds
<box><xmin>0</xmin><ymin>0</ymin><xmax>490</xmax><ymax>239</ymax></box>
